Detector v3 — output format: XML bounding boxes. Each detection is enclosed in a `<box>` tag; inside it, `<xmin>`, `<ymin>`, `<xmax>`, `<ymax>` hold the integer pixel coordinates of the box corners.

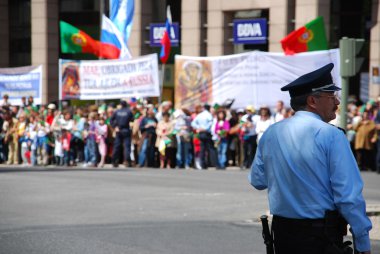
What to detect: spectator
<box><xmin>214</xmin><ymin>109</ymin><xmax>230</xmax><ymax>169</ymax></box>
<box><xmin>241</xmin><ymin>105</ymin><xmax>258</xmax><ymax>169</ymax></box>
<box><xmin>84</xmin><ymin>112</ymin><xmax>98</xmax><ymax>167</ymax></box>
<box><xmin>131</xmin><ymin>105</ymin><xmax>144</xmax><ymax>167</ymax></box>
<box><xmin>256</xmin><ymin>106</ymin><xmax>274</xmax><ymax>144</ymax></box>
<box><xmin>138</xmin><ymin>105</ymin><xmax>157</xmax><ymax>167</ymax></box>
<box><xmin>46</xmin><ymin>104</ymin><xmax>56</xmax><ymax>126</ymax></box>
<box><xmin>191</xmin><ymin>104</ymin><xmax>214</xmax><ymax>170</ymax></box>
<box><xmin>156</xmin><ymin>112</ymin><xmax>175</xmax><ymax>168</ymax></box>
<box><xmin>173</xmin><ymin>108</ymin><xmax>192</xmax><ymax>169</ymax></box>
<box><xmin>273</xmin><ymin>100</ymin><xmax>285</xmax><ymax>122</ymax></box>
<box><xmin>3</xmin><ymin>111</ymin><xmax>18</xmax><ymax>165</ymax></box>
<box><xmin>16</xmin><ymin>113</ymin><xmax>28</xmax><ymax>164</ymax></box>
<box><xmin>355</xmin><ymin>110</ymin><xmax>377</xmax><ymax>171</ymax></box>
<box><xmin>96</xmin><ymin>116</ymin><xmax>108</xmax><ymax>168</ymax></box>
<box><xmin>71</xmin><ymin>109</ymin><xmax>86</xmax><ymax>164</ymax></box>
<box><xmin>61</xmin><ymin>128</ymin><xmax>71</xmax><ymax>166</ymax></box>
<box><xmin>21</xmin><ymin>96</ymin><xmax>28</xmax><ymax>108</ymax></box>
<box><xmin>35</xmin><ymin>114</ymin><xmax>50</xmax><ymax>166</ymax></box>
<box><xmin>0</xmin><ymin>94</ymin><xmax>11</xmax><ymax>107</ymax></box>
<box><xmin>27</xmin><ymin>115</ymin><xmax>38</xmax><ymax>166</ymax></box>
<box><xmin>228</xmin><ymin>109</ymin><xmax>243</xmax><ymax>167</ymax></box>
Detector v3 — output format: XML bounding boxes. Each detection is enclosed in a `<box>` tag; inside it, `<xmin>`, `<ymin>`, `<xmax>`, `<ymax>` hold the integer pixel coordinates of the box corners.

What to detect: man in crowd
<box><xmin>241</xmin><ymin>105</ymin><xmax>258</xmax><ymax>169</ymax></box>
<box><xmin>273</xmin><ymin>100</ymin><xmax>285</xmax><ymax>122</ymax></box>
<box><xmin>191</xmin><ymin>103</ymin><xmax>214</xmax><ymax>169</ymax></box>
<box><xmin>250</xmin><ymin>63</ymin><xmax>372</xmax><ymax>254</ymax></box>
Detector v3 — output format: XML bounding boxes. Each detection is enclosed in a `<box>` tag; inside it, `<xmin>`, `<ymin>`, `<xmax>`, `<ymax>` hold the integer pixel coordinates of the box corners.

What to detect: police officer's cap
<box><xmin>120</xmin><ymin>100</ymin><xmax>128</xmax><ymax>107</ymax></box>
<box><xmin>281</xmin><ymin>63</ymin><xmax>341</xmax><ymax>97</ymax></box>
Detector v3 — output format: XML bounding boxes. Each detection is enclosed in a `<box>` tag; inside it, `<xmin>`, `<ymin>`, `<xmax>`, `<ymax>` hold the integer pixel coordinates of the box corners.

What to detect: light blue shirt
<box><xmin>249</xmin><ymin>111</ymin><xmax>372</xmax><ymax>252</ymax></box>
<box><xmin>191</xmin><ymin>110</ymin><xmax>213</xmax><ymax>132</ymax></box>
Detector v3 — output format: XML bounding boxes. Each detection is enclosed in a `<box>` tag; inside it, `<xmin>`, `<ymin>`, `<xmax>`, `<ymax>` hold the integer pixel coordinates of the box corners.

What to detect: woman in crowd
<box><xmin>156</xmin><ymin>112</ymin><xmax>175</xmax><ymax>168</ymax></box>
<box><xmin>255</xmin><ymin>106</ymin><xmax>273</xmax><ymax>144</ymax></box>
<box><xmin>138</xmin><ymin>105</ymin><xmax>157</xmax><ymax>167</ymax></box>
<box><xmin>3</xmin><ymin>111</ymin><xmax>18</xmax><ymax>165</ymax></box>
<box><xmin>214</xmin><ymin>109</ymin><xmax>230</xmax><ymax>169</ymax></box>
<box><xmin>71</xmin><ymin>109</ymin><xmax>86</xmax><ymax>164</ymax></box>
<box><xmin>16</xmin><ymin>113</ymin><xmax>28</xmax><ymax>164</ymax></box>
<box><xmin>35</xmin><ymin>114</ymin><xmax>50</xmax><ymax>166</ymax></box>
<box><xmin>84</xmin><ymin>112</ymin><xmax>98</xmax><ymax>167</ymax></box>
<box><xmin>173</xmin><ymin>108</ymin><xmax>192</xmax><ymax>169</ymax></box>
<box><xmin>228</xmin><ymin>109</ymin><xmax>243</xmax><ymax>167</ymax></box>
<box><xmin>132</xmin><ymin>105</ymin><xmax>144</xmax><ymax>166</ymax></box>
<box><xmin>355</xmin><ymin>110</ymin><xmax>377</xmax><ymax>171</ymax></box>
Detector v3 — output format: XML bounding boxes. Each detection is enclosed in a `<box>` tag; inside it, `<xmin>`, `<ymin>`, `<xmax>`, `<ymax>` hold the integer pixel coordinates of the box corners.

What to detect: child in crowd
<box><xmin>61</xmin><ymin>128</ymin><xmax>71</xmax><ymax>166</ymax></box>
<box><xmin>19</xmin><ymin>131</ymin><xmax>32</xmax><ymax>166</ymax></box>
<box><xmin>27</xmin><ymin>115</ymin><xmax>38</xmax><ymax>166</ymax></box>
<box><xmin>35</xmin><ymin>115</ymin><xmax>50</xmax><ymax>166</ymax></box>
<box><xmin>96</xmin><ymin>117</ymin><xmax>108</xmax><ymax>168</ymax></box>
<box><xmin>54</xmin><ymin>130</ymin><xmax>63</xmax><ymax>166</ymax></box>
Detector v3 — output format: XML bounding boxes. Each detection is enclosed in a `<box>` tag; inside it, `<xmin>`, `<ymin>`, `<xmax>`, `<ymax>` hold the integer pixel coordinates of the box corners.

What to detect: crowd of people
<box><xmin>0</xmin><ymin>94</ymin><xmax>379</xmax><ymax>173</ymax></box>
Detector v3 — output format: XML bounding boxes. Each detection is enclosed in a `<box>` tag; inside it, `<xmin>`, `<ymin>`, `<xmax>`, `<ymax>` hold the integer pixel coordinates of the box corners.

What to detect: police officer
<box><xmin>110</xmin><ymin>100</ymin><xmax>134</xmax><ymax>167</ymax></box>
<box><xmin>250</xmin><ymin>63</ymin><xmax>372</xmax><ymax>254</ymax></box>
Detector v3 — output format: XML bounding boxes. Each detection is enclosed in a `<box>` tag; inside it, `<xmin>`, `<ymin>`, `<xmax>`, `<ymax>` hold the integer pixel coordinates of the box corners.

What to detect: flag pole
<box><xmin>159</xmin><ymin>64</ymin><xmax>165</xmax><ymax>104</ymax></box>
<box><xmin>158</xmin><ymin>5</ymin><xmax>172</xmax><ymax>104</ymax></box>
<box><xmin>97</xmin><ymin>0</ymin><xmax>104</xmax><ymax>108</ymax></box>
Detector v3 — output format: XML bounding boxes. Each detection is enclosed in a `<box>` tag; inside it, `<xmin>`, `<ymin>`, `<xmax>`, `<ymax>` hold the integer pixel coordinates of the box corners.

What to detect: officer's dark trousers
<box><xmin>272</xmin><ymin>216</ymin><xmax>343</xmax><ymax>254</ymax></box>
<box><xmin>112</xmin><ymin>130</ymin><xmax>131</xmax><ymax>165</ymax></box>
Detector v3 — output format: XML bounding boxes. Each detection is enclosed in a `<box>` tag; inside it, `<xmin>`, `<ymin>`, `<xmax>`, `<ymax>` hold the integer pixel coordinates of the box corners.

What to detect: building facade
<box><xmin>0</xmin><ymin>0</ymin><xmax>379</xmax><ymax>104</ymax></box>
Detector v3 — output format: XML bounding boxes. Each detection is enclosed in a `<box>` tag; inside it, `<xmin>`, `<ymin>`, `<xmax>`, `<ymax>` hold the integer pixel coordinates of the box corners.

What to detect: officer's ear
<box><xmin>306</xmin><ymin>94</ymin><xmax>319</xmax><ymax>111</ymax></box>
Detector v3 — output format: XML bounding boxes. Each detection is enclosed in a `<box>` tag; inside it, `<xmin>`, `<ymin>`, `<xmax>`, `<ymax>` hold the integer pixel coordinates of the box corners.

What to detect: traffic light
<box><xmin>339</xmin><ymin>37</ymin><xmax>365</xmax><ymax>77</ymax></box>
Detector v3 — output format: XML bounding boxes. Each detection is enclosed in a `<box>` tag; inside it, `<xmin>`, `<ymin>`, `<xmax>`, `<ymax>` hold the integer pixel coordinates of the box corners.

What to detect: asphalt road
<box><xmin>0</xmin><ymin>166</ymin><xmax>379</xmax><ymax>254</ymax></box>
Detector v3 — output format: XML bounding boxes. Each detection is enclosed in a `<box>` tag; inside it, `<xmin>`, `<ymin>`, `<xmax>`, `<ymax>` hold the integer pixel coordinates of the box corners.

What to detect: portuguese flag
<box><xmin>60</xmin><ymin>21</ymin><xmax>120</xmax><ymax>59</ymax></box>
<box><xmin>281</xmin><ymin>16</ymin><xmax>328</xmax><ymax>55</ymax></box>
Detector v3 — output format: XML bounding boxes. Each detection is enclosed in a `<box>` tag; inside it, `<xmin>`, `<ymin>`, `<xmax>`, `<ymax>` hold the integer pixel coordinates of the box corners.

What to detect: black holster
<box><xmin>260</xmin><ymin>215</ymin><xmax>274</xmax><ymax>254</ymax></box>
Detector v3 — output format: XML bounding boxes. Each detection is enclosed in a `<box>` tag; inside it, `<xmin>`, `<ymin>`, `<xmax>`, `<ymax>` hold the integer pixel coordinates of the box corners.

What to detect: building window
<box><xmin>9</xmin><ymin>0</ymin><xmax>31</xmax><ymax>67</ymax></box>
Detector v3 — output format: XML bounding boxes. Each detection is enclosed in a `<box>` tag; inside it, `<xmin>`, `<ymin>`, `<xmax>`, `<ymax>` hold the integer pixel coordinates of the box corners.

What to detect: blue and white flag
<box><xmin>110</xmin><ymin>0</ymin><xmax>134</xmax><ymax>44</ymax></box>
<box><xmin>101</xmin><ymin>14</ymin><xmax>132</xmax><ymax>59</ymax></box>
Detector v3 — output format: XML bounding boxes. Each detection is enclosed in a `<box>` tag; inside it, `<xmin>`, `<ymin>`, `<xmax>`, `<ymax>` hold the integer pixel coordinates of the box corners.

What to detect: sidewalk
<box><xmin>367</xmin><ymin>204</ymin><xmax>380</xmax><ymax>240</ymax></box>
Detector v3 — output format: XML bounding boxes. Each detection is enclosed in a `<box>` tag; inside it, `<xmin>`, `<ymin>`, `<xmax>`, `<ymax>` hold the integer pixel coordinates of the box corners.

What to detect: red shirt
<box><xmin>46</xmin><ymin>115</ymin><xmax>54</xmax><ymax>125</ymax></box>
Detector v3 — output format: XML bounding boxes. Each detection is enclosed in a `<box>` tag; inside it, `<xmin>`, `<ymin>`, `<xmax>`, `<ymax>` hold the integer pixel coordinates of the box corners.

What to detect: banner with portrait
<box><xmin>59</xmin><ymin>54</ymin><xmax>160</xmax><ymax>100</ymax></box>
<box><xmin>0</xmin><ymin>65</ymin><xmax>43</xmax><ymax>106</ymax></box>
<box><xmin>175</xmin><ymin>49</ymin><xmax>340</xmax><ymax>110</ymax></box>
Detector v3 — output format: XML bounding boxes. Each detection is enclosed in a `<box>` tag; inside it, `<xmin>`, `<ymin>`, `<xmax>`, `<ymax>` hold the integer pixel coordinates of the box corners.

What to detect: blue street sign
<box><xmin>150</xmin><ymin>23</ymin><xmax>180</xmax><ymax>47</ymax></box>
<box><xmin>233</xmin><ymin>19</ymin><xmax>267</xmax><ymax>45</ymax></box>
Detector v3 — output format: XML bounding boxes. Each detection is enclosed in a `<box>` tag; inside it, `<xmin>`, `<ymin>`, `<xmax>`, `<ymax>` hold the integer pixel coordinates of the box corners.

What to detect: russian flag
<box><xmin>101</xmin><ymin>14</ymin><xmax>132</xmax><ymax>59</ymax></box>
<box><xmin>160</xmin><ymin>6</ymin><xmax>174</xmax><ymax>64</ymax></box>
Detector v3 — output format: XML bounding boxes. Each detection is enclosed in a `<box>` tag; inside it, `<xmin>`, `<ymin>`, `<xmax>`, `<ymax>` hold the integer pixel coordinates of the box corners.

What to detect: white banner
<box><xmin>59</xmin><ymin>54</ymin><xmax>160</xmax><ymax>100</ymax></box>
<box><xmin>175</xmin><ymin>49</ymin><xmax>340</xmax><ymax>110</ymax></box>
<box><xmin>0</xmin><ymin>65</ymin><xmax>42</xmax><ymax>106</ymax></box>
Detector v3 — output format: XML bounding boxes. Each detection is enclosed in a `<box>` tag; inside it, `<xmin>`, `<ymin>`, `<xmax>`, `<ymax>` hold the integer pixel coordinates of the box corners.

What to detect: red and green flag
<box><xmin>280</xmin><ymin>16</ymin><xmax>328</xmax><ymax>55</ymax></box>
<box><xmin>60</xmin><ymin>21</ymin><xmax>120</xmax><ymax>59</ymax></box>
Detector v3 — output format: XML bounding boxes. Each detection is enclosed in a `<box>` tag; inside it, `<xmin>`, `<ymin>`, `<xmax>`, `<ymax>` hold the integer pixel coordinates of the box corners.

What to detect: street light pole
<box><xmin>339</xmin><ymin>37</ymin><xmax>365</xmax><ymax>130</ymax></box>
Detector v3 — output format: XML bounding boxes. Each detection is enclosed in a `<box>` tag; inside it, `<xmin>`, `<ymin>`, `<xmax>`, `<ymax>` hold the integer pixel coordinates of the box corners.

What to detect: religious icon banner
<box><xmin>175</xmin><ymin>49</ymin><xmax>340</xmax><ymax>110</ymax></box>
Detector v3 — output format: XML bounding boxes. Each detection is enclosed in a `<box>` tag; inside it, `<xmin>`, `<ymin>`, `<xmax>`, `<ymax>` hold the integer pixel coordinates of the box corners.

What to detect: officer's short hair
<box><xmin>290</xmin><ymin>94</ymin><xmax>309</xmax><ymax>111</ymax></box>
<box><xmin>120</xmin><ymin>100</ymin><xmax>128</xmax><ymax>107</ymax></box>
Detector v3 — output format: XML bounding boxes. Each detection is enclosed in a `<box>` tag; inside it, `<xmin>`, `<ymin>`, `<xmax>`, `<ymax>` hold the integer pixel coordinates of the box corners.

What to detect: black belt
<box><xmin>273</xmin><ymin>215</ymin><xmax>326</xmax><ymax>228</ymax></box>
